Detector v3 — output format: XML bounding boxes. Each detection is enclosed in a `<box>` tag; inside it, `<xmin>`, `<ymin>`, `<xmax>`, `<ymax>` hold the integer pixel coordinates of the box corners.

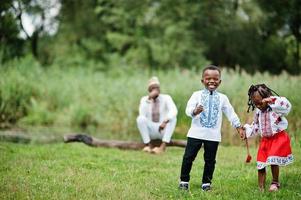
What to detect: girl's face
<box><xmin>251</xmin><ymin>91</ymin><xmax>268</xmax><ymax>111</ymax></box>
<box><xmin>201</xmin><ymin>69</ymin><xmax>221</xmax><ymax>91</ymax></box>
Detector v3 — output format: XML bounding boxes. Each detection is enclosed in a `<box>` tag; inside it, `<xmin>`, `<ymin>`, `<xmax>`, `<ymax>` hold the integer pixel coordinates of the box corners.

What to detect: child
<box><xmin>243</xmin><ymin>84</ymin><xmax>293</xmax><ymax>192</ymax></box>
<box><xmin>179</xmin><ymin>65</ymin><xmax>244</xmax><ymax>191</ymax></box>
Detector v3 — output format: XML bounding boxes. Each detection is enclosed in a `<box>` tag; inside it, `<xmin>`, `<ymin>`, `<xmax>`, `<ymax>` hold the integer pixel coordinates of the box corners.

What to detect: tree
<box><xmin>10</xmin><ymin>0</ymin><xmax>60</xmax><ymax>59</ymax></box>
<box><xmin>256</xmin><ymin>0</ymin><xmax>301</xmax><ymax>73</ymax></box>
<box><xmin>0</xmin><ymin>0</ymin><xmax>25</xmax><ymax>62</ymax></box>
<box><xmin>55</xmin><ymin>0</ymin><xmax>207</xmax><ymax>70</ymax></box>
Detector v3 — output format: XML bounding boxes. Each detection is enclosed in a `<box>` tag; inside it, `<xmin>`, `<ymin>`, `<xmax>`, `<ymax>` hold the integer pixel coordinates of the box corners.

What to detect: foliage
<box><xmin>0</xmin><ymin>0</ymin><xmax>25</xmax><ymax>62</ymax></box>
<box><xmin>256</xmin><ymin>0</ymin><xmax>301</xmax><ymax>73</ymax></box>
<box><xmin>2</xmin><ymin>0</ymin><xmax>300</xmax><ymax>74</ymax></box>
<box><xmin>1</xmin><ymin>57</ymin><xmax>301</xmax><ymax>144</ymax></box>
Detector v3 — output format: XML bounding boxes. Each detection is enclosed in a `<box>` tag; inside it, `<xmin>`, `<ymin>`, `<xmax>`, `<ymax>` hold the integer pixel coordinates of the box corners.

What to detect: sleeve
<box><xmin>138</xmin><ymin>97</ymin><xmax>148</xmax><ymax>117</ymax></box>
<box><xmin>268</xmin><ymin>96</ymin><xmax>292</xmax><ymax>116</ymax></box>
<box><xmin>221</xmin><ymin>95</ymin><xmax>241</xmax><ymax>128</ymax></box>
<box><xmin>185</xmin><ymin>92</ymin><xmax>199</xmax><ymax>118</ymax></box>
<box><xmin>165</xmin><ymin>95</ymin><xmax>178</xmax><ymax>120</ymax></box>
<box><xmin>243</xmin><ymin>111</ymin><xmax>260</xmax><ymax>138</ymax></box>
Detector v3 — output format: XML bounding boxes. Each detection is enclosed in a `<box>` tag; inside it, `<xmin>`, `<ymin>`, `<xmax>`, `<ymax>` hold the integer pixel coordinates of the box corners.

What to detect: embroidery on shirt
<box><xmin>199</xmin><ymin>90</ymin><xmax>220</xmax><ymax>128</ymax></box>
<box><xmin>260</xmin><ymin>111</ymin><xmax>273</xmax><ymax>137</ymax></box>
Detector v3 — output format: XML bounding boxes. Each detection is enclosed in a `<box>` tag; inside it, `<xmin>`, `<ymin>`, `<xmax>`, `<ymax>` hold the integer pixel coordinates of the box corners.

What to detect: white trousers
<box><xmin>136</xmin><ymin>116</ymin><xmax>177</xmax><ymax>144</ymax></box>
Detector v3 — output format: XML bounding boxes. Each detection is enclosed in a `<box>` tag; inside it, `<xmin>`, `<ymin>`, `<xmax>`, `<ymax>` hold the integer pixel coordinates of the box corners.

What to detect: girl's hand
<box><xmin>262</xmin><ymin>97</ymin><xmax>274</xmax><ymax>104</ymax></box>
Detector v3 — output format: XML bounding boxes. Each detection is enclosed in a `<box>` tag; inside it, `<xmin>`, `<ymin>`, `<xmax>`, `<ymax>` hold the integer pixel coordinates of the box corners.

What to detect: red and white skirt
<box><xmin>257</xmin><ymin>130</ymin><xmax>293</xmax><ymax>169</ymax></box>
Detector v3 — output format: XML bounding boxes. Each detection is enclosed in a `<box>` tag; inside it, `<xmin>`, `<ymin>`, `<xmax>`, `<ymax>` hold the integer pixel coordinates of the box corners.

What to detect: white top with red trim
<box><xmin>244</xmin><ymin>96</ymin><xmax>292</xmax><ymax>138</ymax></box>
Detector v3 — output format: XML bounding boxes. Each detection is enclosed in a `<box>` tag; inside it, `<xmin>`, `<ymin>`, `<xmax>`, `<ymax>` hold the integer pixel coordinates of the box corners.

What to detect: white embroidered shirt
<box><xmin>244</xmin><ymin>96</ymin><xmax>292</xmax><ymax>138</ymax></box>
<box><xmin>185</xmin><ymin>89</ymin><xmax>241</xmax><ymax>142</ymax></box>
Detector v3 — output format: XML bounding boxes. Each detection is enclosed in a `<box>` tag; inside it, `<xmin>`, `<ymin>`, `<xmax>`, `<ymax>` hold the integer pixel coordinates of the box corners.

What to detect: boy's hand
<box><xmin>237</xmin><ymin>127</ymin><xmax>246</xmax><ymax>140</ymax></box>
<box><xmin>241</xmin><ymin>130</ymin><xmax>246</xmax><ymax>140</ymax></box>
<box><xmin>193</xmin><ymin>105</ymin><xmax>203</xmax><ymax>115</ymax></box>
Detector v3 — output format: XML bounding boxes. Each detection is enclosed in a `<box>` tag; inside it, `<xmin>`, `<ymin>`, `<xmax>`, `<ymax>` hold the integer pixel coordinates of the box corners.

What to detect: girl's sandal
<box><xmin>269</xmin><ymin>182</ymin><xmax>280</xmax><ymax>192</ymax></box>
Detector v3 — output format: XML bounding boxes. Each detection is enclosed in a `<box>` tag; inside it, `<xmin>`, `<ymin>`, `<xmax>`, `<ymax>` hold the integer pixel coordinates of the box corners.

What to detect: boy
<box><xmin>179</xmin><ymin>65</ymin><xmax>244</xmax><ymax>191</ymax></box>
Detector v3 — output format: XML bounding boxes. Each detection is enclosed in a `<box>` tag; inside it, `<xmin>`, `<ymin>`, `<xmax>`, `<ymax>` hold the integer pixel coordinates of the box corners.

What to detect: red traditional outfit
<box><xmin>244</xmin><ymin>96</ymin><xmax>293</xmax><ymax>169</ymax></box>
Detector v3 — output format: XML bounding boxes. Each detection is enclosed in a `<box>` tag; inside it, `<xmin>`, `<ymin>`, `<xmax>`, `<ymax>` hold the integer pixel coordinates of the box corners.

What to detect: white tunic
<box><xmin>185</xmin><ymin>89</ymin><xmax>241</xmax><ymax>142</ymax></box>
<box><xmin>138</xmin><ymin>94</ymin><xmax>178</xmax><ymax>123</ymax></box>
<box><xmin>244</xmin><ymin>96</ymin><xmax>292</xmax><ymax>138</ymax></box>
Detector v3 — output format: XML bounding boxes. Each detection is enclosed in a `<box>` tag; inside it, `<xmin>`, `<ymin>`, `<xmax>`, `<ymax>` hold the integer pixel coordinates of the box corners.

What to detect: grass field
<box><xmin>1</xmin><ymin>57</ymin><xmax>301</xmax><ymax>199</ymax></box>
<box><xmin>1</xmin><ymin>142</ymin><xmax>300</xmax><ymax>199</ymax></box>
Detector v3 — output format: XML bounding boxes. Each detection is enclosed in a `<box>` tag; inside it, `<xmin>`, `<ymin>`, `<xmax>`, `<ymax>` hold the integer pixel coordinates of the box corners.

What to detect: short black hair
<box><xmin>202</xmin><ymin>65</ymin><xmax>221</xmax><ymax>77</ymax></box>
<box><xmin>247</xmin><ymin>84</ymin><xmax>279</xmax><ymax>112</ymax></box>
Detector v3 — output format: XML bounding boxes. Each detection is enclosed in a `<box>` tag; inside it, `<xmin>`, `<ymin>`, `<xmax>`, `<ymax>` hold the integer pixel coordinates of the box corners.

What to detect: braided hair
<box><xmin>247</xmin><ymin>84</ymin><xmax>279</xmax><ymax>112</ymax></box>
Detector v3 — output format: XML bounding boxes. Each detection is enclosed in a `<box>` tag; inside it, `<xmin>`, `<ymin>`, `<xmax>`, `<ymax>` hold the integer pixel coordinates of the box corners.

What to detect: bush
<box><xmin>1</xmin><ymin>58</ymin><xmax>300</xmax><ymax>144</ymax></box>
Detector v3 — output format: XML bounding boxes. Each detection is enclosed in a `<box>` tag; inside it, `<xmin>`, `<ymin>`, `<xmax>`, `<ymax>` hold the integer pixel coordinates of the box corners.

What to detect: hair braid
<box><xmin>247</xmin><ymin>84</ymin><xmax>279</xmax><ymax>112</ymax></box>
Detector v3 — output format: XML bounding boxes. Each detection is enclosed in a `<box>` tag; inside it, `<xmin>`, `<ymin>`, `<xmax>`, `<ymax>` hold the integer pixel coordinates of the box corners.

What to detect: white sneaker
<box><xmin>201</xmin><ymin>183</ymin><xmax>211</xmax><ymax>191</ymax></box>
<box><xmin>179</xmin><ymin>181</ymin><xmax>189</xmax><ymax>190</ymax></box>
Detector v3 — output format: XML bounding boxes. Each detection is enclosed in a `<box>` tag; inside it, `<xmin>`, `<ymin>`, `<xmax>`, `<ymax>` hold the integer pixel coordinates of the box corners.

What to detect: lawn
<box><xmin>0</xmin><ymin>142</ymin><xmax>300</xmax><ymax>199</ymax></box>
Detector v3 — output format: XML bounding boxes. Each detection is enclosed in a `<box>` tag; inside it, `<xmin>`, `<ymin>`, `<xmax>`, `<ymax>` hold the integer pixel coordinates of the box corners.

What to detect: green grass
<box><xmin>1</xmin><ymin>142</ymin><xmax>300</xmax><ymax>199</ymax></box>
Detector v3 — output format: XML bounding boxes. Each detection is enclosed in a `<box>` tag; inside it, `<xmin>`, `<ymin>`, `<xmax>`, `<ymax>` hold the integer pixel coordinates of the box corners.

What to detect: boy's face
<box><xmin>201</xmin><ymin>69</ymin><xmax>221</xmax><ymax>91</ymax></box>
<box><xmin>251</xmin><ymin>91</ymin><xmax>268</xmax><ymax>111</ymax></box>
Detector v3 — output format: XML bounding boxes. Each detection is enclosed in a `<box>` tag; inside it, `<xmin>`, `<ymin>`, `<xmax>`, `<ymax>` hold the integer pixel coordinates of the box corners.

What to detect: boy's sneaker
<box><xmin>201</xmin><ymin>183</ymin><xmax>211</xmax><ymax>191</ymax></box>
<box><xmin>178</xmin><ymin>181</ymin><xmax>189</xmax><ymax>190</ymax></box>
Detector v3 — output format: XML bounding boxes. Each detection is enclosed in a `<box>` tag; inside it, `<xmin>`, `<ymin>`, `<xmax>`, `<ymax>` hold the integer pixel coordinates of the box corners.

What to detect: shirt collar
<box><xmin>203</xmin><ymin>88</ymin><xmax>217</xmax><ymax>95</ymax></box>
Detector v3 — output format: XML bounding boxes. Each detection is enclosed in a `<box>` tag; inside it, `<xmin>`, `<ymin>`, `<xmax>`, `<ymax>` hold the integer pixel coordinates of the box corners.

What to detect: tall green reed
<box><xmin>1</xmin><ymin>57</ymin><xmax>300</xmax><ymax>144</ymax></box>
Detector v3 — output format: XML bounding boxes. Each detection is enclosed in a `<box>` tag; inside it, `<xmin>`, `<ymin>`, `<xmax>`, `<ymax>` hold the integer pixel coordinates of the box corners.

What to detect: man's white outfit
<box><xmin>137</xmin><ymin>94</ymin><xmax>177</xmax><ymax>143</ymax></box>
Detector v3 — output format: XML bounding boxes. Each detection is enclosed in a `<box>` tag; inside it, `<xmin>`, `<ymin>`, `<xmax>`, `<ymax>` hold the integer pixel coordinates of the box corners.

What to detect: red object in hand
<box><xmin>245</xmin><ymin>154</ymin><xmax>252</xmax><ymax>163</ymax></box>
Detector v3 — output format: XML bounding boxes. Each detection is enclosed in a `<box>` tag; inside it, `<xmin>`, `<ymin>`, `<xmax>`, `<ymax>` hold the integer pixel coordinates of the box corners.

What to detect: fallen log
<box><xmin>0</xmin><ymin>133</ymin><xmax>31</xmax><ymax>143</ymax></box>
<box><xmin>64</xmin><ymin>134</ymin><xmax>186</xmax><ymax>150</ymax></box>
<box><xmin>0</xmin><ymin>132</ymin><xmax>63</xmax><ymax>144</ymax></box>
<box><xmin>0</xmin><ymin>131</ymin><xmax>186</xmax><ymax>150</ymax></box>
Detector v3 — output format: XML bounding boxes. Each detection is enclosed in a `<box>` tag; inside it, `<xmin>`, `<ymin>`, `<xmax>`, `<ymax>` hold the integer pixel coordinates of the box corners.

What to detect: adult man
<box><xmin>136</xmin><ymin>76</ymin><xmax>178</xmax><ymax>154</ymax></box>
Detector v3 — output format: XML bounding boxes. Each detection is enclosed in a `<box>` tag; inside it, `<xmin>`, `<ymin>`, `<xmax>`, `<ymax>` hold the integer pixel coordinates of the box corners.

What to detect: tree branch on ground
<box><xmin>63</xmin><ymin>134</ymin><xmax>186</xmax><ymax>150</ymax></box>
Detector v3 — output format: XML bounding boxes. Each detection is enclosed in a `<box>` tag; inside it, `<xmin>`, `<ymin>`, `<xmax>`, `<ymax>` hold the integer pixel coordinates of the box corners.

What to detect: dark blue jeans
<box><xmin>180</xmin><ymin>137</ymin><xmax>219</xmax><ymax>184</ymax></box>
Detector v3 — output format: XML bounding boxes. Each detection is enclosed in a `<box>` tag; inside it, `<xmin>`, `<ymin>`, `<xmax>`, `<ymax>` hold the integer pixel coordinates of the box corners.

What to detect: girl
<box><xmin>244</xmin><ymin>84</ymin><xmax>293</xmax><ymax>192</ymax></box>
